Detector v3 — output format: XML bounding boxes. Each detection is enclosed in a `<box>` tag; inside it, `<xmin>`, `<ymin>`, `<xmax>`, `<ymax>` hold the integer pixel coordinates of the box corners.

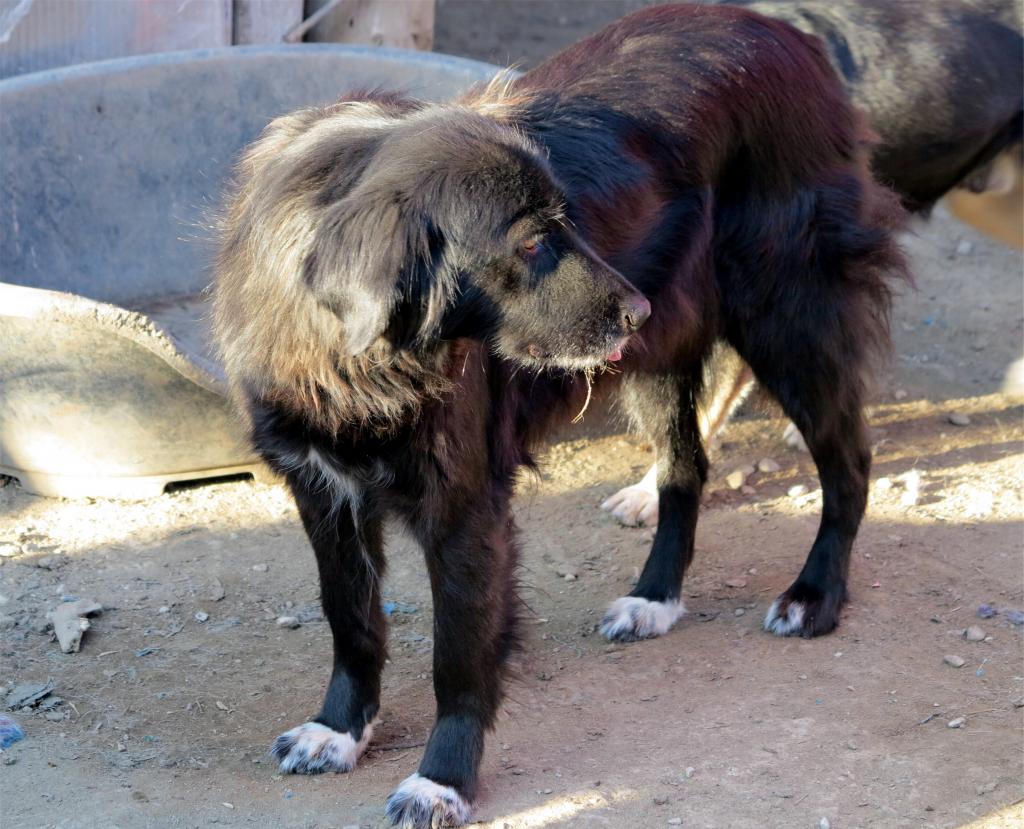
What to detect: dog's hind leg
<box><xmin>600</xmin><ymin>372</ymin><xmax>708</xmax><ymax>641</ymax></box>
<box><xmin>385</xmin><ymin>494</ymin><xmax>519</xmax><ymax>827</ymax></box>
<box><xmin>271</xmin><ymin>468</ymin><xmax>386</xmax><ymax>775</ymax></box>
<box><xmin>601</xmin><ymin>343</ymin><xmax>753</xmax><ymax>527</ymax></box>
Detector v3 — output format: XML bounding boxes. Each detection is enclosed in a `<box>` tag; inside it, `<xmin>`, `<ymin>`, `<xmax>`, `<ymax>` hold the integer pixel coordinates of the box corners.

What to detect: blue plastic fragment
<box><xmin>977</xmin><ymin>604</ymin><xmax>997</xmax><ymax>619</ymax></box>
<box><xmin>382</xmin><ymin>600</ymin><xmax>418</xmax><ymax>617</ymax></box>
<box><xmin>1004</xmin><ymin>609</ymin><xmax>1024</xmax><ymax>626</ymax></box>
<box><xmin>0</xmin><ymin>715</ymin><xmax>24</xmax><ymax>750</ymax></box>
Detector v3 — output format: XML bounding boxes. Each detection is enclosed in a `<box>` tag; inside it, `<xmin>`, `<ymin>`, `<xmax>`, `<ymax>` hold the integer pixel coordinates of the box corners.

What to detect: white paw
<box><xmin>385</xmin><ymin>773</ymin><xmax>472</xmax><ymax>828</ymax></box>
<box><xmin>271</xmin><ymin>720</ymin><xmax>373</xmax><ymax>774</ymax></box>
<box><xmin>783</xmin><ymin>422</ymin><xmax>808</xmax><ymax>452</ymax></box>
<box><xmin>763</xmin><ymin>599</ymin><xmax>806</xmax><ymax>636</ymax></box>
<box><xmin>600</xmin><ymin>596</ymin><xmax>684</xmax><ymax>641</ymax></box>
<box><xmin>601</xmin><ymin>464</ymin><xmax>659</xmax><ymax>526</ymax></box>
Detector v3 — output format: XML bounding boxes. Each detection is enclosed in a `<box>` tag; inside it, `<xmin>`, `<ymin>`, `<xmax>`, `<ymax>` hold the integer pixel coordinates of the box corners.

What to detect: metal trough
<box><xmin>0</xmin><ymin>45</ymin><xmax>497</xmax><ymax>498</ymax></box>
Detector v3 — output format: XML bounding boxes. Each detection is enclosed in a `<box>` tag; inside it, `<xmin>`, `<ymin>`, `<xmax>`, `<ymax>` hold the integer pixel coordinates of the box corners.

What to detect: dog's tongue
<box><xmin>607</xmin><ymin>347</ymin><xmax>623</xmax><ymax>362</ymax></box>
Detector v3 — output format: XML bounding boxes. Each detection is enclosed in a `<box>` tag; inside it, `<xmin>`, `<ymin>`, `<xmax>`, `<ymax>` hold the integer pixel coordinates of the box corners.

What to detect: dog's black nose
<box><xmin>622</xmin><ymin>295</ymin><xmax>651</xmax><ymax>332</ymax></box>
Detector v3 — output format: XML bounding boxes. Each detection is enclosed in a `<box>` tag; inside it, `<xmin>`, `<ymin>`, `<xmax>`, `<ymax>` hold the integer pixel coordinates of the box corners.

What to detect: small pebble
<box><xmin>725</xmin><ymin>578</ymin><xmax>747</xmax><ymax>589</ymax></box>
<box><xmin>893</xmin><ymin>388</ymin><xmax>908</xmax><ymax>400</ymax></box>
<box><xmin>741</xmin><ymin>485</ymin><xmax>756</xmax><ymax>495</ymax></box>
<box><xmin>653</xmin><ymin>795</ymin><xmax>669</xmax><ymax>806</ymax></box>
<box><xmin>947</xmin><ymin>412</ymin><xmax>971</xmax><ymax>427</ymax></box>
<box><xmin>943</xmin><ymin>655</ymin><xmax>966</xmax><ymax>668</ymax></box>
<box><xmin>252</xmin><ymin>563</ymin><xmax>269</xmax><ymax>573</ymax></box>
<box><xmin>820</xmin><ymin>819</ymin><xmax>831</xmax><ymax>829</ymax></box>
<box><xmin>1012</xmin><ymin>699</ymin><xmax>1024</xmax><ymax>709</ymax></box>
<box><xmin>757</xmin><ymin>458</ymin><xmax>780</xmax><ymax>473</ymax></box>
<box><xmin>194</xmin><ymin>611</ymin><xmax>209</xmax><ymax>623</ymax></box>
<box><xmin>947</xmin><ymin>716</ymin><xmax>966</xmax><ymax>729</ymax></box>
<box><xmin>874</xmin><ymin>477</ymin><xmax>893</xmax><ymax>492</ymax></box>
<box><xmin>734</xmin><ymin>608</ymin><xmax>746</xmax><ymax>617</ymax></box>
<box><xmin>788</xmin><ymin>484</ymin><xmax>809</xmax><ymax>498</ymax></box>
<box><xmin>977</xmin><ymin>604</ymin><xmax>997</xmax><ymax>619</ymax></box>
<box><xmin>726</xmin><ymin>469</ymin><xmax>747</xmax><ymax>490</ymax></box>
<box><xmin>275</xmin><ymin>616</ymin><xmax>300</xmax><ymax>629</ymax></box>
<box><xmin>1005</xmin><ymin>609</ymin><xmax>1024</xmax><ymax>626</ymax></box>
<box><xmin>158</xmin><ymin>606</ymin><xmax>170</xmax><ymax>614</ymax></box>
<box><xmin>563</xmin><ymin>573</ymin><xmax>577</xmax><ymax>582</ymax></box>
<box><xmin>684</xmin><ymin>767</ymin><xmax>695</xmax><ymax>778</ymax></box>
<box><xmin>976</xmin><ymin>781</ymin><xmax>997</xmax><ymax>796</ymax></box>
<box><xmin>668</xmin><ymin>820</ymin><xmax>682</xmax><ymax>826</ymax></box>
<box><xmin>956</xmin><ymin>240</ymin><xmax>974</xmax><ymax>256</ymax></box>
<box><xmin>964</xmin><ymin>626</ymin><xmax>985</xmax><ymax>642</ymax></box>
<box><xmin>845</xmin><ymin>740</ymin><xmax>858</xmax><ymax>751</ymax></box>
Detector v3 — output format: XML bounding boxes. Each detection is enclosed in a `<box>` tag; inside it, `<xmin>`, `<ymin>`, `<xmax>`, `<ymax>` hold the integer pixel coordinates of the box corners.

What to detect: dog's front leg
<box><xmin>272</xmin><ymin>469</ymin><xmax>386</xmax><ymax>775</ymax></box>
<box><xmin>386</xmin><ymin>496</ymin><xmax>519</xmax><ymax>828</ymax></box>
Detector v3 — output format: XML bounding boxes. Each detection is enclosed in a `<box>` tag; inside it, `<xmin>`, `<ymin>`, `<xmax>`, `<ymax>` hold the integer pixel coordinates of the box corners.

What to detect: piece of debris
<box><xmin>1004</xmin><ymin>609</ymin><xmax>1024</xmax><ymax>626</ymax></box>
<box><xmin>977</xmin><ymin>604</ymin><xmax>997</xmax><ymax>619</ymax></box>
<box><xmin>5</xmin><ymin>681</ymin><xmax>54</xmax><ymax>710</ymax></box>
<box><xmin>47</xmin><ymin>599</ymin><xmax>103</xmax><ymax>654</ymax></box>
<box><xmin>33</xmin><ymin>555</ymin><xmax>66</xmax><ymax>570</ymax></box>
<box><xmin>653</xmin><ymin>795</ymin><xmax>669</xmax><ymax>806</ymax></box>
<box><xmin>947</xmin><ymin>412</ymin><xmax>971</xmax><ymax>427</ymax></box>
<box><xmin>275</xmin><ymin>616</ymin><xmax>301</xmax><ymax>629</ymax></box>
<box><xmin>251</xmin><ymin>564</ymin><xmax>269</xmax><ymax>573</ymax></box>
<box><xmin>734</xmin><ymin>608</ymin><xmax>746</xmax><ymax>617</ymax></box>
<box><xmin>667</xmin><ymin>819</ymin><xmax>682</xmax><ymax>826</ymax></box>
<box><xmin>757</xmin><ymin>458</ymin><xmax>781</xmax><ymax>473</ymax></box>
<box><xmin>947</xmin><ymin>716</ymin><xmax>966</xmax><ymax>729</ymax></box>
<box><xmin>741</xmin><ymin>484</ymin><xmax>756</xmax><ymax>496</ymax></box>
<box><xmin>194</xmin><ymin>611</ymin><xmax>209</xmax><ymax>623</ymax></box>
<box><xmin>956</xmin><ymin>240</ymin><xmax>974</xmax><ymax>256</ymax></box>
<box><xmin>135</xmin><ymin>646</ymin><xmax>160</xmax><ymax>657</ymax></box>
<box><xmin>964</xmin><ymin>626</ymin><xmax>986</xmax><ymax>642</ymax></box>
<box><xmin>819</xmin><ymin>818</ymin><xmax>831</xmax><ymax>829</ymax></box>
<box><xmin>893</xmin><ymin>388</ymin><xmax>908</xmax><ymax>400</ymax></box>
<box><xmin>0</xmin><ymin>715</ymin><xmax>24</xmax><ymax>749</ymax></box>
<box><xmin>725</xmin><ymin>578</ymin><xmax>747</xmax><ymax>589</ymax></box>
<box><xmin>787</xmin><ymin>484</ymin><xmax>809</xmax><ymax>498</ymax></box>
<box><xmin>976</xmin><ymin>781</ymin><xmax>997</xmax><ymax>796</ymax></box>
<box><xmin>943</xmin><ymin>655</ymin><xmax>966</xmax><ymax>668</ymax></box>
<box><xmin>382</xmin><ymin>601</ymin><xmax>418</xmax><ymax>616</ymax></box>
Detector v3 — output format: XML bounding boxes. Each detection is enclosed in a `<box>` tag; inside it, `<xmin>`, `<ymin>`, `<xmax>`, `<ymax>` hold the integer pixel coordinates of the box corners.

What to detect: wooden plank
<box><xmin>301</xmin><ymin>0</ymin><xmax>435</xmax><ymax>51</ymax></box>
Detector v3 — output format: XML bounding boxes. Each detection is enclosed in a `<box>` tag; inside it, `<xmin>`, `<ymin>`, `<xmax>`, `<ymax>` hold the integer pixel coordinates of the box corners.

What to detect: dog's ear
<box><xmin>303</xmin><ymin>195</ymin><xmax>408</xmax><ymax>355</ymax></box>
<box><xmin>304</xmin><ymin>194</ymin><xmax>457</xmax><ymax>355</ymax></box>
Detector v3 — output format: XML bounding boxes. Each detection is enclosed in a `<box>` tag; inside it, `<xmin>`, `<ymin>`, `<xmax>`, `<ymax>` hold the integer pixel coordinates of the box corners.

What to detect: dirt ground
<box><xmin>3</xmin><ymin>4</ymin><xmax>1024</xmax><ymax>829</ymax></box>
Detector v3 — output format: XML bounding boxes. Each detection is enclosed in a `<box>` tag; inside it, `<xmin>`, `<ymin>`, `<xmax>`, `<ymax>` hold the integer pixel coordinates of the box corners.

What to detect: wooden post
<box><xmin>299</xmin><ymin>0</ymin><xmax>435</xmax><ymax>50</ymax></box>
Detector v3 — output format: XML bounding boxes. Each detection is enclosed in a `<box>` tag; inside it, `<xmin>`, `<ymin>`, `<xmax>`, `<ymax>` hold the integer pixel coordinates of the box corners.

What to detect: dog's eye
<box><xmin>519</xmin><ymin>237</ymin><xmax>544</xmax><ymax>258</ymax></box>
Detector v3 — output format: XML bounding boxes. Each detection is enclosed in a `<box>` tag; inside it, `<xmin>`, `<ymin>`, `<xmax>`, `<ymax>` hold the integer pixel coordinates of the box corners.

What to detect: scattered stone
<box><xmin>43</xmin><ymin>710</ymin><xmax>64</xmax><ymax>722</ymax></box>
<box><xmin>734</xmin><ymin>608</ymin><xmax>746</xmax><ymax>617</ymax></box>
<box><xmin>893</xmin><ymin>388</ymin><xmax>908</xmax><ymax>400</ymax></box>
<box><xmin>0</xmin><ymin>542</ymin><xmax>23</xmax><ymax>559</ymax></box>
<box><xmin>947</xmin><ymin>412</ymin><xmax>971</xmax><ymax>427</ymax></box>
<box><xmin>251</xmin><ymin>564</ymin><xmax>269</xmax><ymax>573</ymax></box>
<box><xmin>47</xmin><ymin>599</ymin><xmax>103</xmax><ymax>654</ymax></box>
<box><xmin>382</xmin><ymin>601</ymin><xmax>419</xmax><ymax>616</ymax></box>
<box><xmin>757</xmin><ymin>458</ymin><xmax>781</xmax><ymax>474</ymax></box>
<box><xmin>653</xmin><ymin>795</ymin><xmax>669</xmax><ymax>806</ymax></box>
<box><xmin>977</xmin><ymin>604</ymin><xmax>997</xmax><ymax>619</ymax></box>
<box><xmin>726</xmin><ymin>469</ymin><xmax>747</xmax><ymax>490</ymax></box>
<box><xmin>741</xmin><ymin>485</ymin><xmax>756</xmax><ymax>496</ymax></box>
<box><xmin>1004</xmin><ymin>608</ymin><xmax>1024</xmax><ymax>626</ymax></box>
<box><xmin>194</xmin><ymin>611</ymin><xmax>209</xmax><ymax>623</ymax></box>
<box><xmin>275</xmin><ymin>616</ymin><xmax>300</xmax><ymax>629</ymax></box>
<box><xmin>684</xmin><ymin>767</ymin><xmax>695</xmax><ymax>779</ymax></box>
<box><xmin>0</xmin><ymin>615</ymin><xmax>15</xmax><ymax>632</ymax></box>
<box><xmin>947</xmin><ymin>716</ymin><xmax>966</xmax><ymax>729</ymax></box>
<box><xmin>956</xmin><ymin>240</ymin><xmax>974</xmax><ymax>256</ymax></box>
<box><xmin>783</xmin><ymin>422</ymin><xmax>808</xmax><ymax>451</ymax></box>
<box><xmin>874</xmin><ymin>477</ymin><xmax>893</xmax><ymax>492</ymax></box>
<box><xmin>943</xmin><ymin>655</ymin><xmax>966</xmax><ymax>668</ymax></box>
<box><xmin>667</xmin><ymin>820</ymin><xmax>682</xmax><ymax>826</ymax></box>
<box><xmin>725</xmin><ymin>578</ymin><xmax>747</xmax><ymax>589</ymax></box>
<box><xmin>207</xmin><ymin>579</ymin><xmax>226</xmax><ymax>602</ymax></box>
<box><xmin>158</xmin><ymin>606</ymin><xmax>170</xmax><ymax>614</ymax></box>
<box><xmin>33</xmin><ymin>555</ymin><xmax>66</xmax><ymax>570</ymax></box>
<box><xmin>899</xmin><ymin>470</ymin><xmax>921</xmax><ymax>507</ymax></box>
<box><xmin>563</xmin><ymin>572</ymin><xmax>577</xmax><ymax>581</ymax></box>
<box><xmin>845</xmin><ymin>740</ymin><xmax>858</xmax><ymax>751</ymax></box>
<box><xmin>5</xmin><ymin>681</ymin><xmax>55</xmax><ymax>710</ymax></box>
<box><xmin>1013</xmin><ymin>699</ymin><xmax>1024</xmax><ymax>709</ymax></box>
<box><xmin>788</xmin><ymin>484</ymin><xmax>809</xmax><ymax>498</ymax></box>
<box><xmin>964</xmin><ymin>626</ymin><xmax>986</xmax><ymax>642</ymax></box>
<box><xmin>820</xmin><ymin>819</ymin><xmax>831</xmax><ymax>829</ymax></box>
<box><xmin>976</xmin><ymin>781</ymin><xmax>997</xmax><ymax>796</ymax></box>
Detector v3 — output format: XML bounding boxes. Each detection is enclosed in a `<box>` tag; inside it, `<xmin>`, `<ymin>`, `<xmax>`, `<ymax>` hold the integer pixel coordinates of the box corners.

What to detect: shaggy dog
<box><xmin>603</xmin><ymin>0</ymin><xmax>1023</xmax><ymax>528</ymax></box>
<box><xmin>214</xmin><ymin>5</ymin><xmax>908</xmax><ymax>826</ymax></box>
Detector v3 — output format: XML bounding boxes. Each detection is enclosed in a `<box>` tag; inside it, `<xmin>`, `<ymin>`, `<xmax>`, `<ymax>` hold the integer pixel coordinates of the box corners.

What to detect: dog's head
<box><xmin>293</xmin><ymin>103</ymin><xmax>650</xmax><ymax>370</ymax></box>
